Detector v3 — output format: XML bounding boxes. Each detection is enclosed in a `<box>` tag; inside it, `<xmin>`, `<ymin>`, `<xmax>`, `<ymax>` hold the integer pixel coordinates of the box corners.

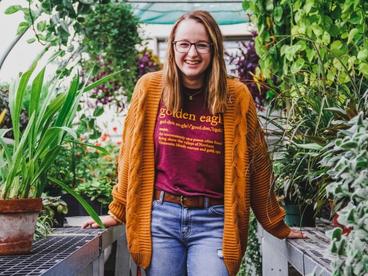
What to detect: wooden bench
<box><xmin>258</xmin><ymin>220</ymin><xmax>334</xmax><ymax>276</ymax></box>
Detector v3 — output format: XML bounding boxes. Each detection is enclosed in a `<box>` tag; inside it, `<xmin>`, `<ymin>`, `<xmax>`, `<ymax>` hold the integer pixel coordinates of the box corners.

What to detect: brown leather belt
<box><xmin>154</xmin><ymin>190</ymin><xmax>224</xmax><ymax>209</ymax></box>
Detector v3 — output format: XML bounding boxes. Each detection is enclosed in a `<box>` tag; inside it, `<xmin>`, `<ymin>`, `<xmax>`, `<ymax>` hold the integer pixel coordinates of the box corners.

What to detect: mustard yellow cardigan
<box><xmin>109</xmin><ymin>71</ymin><xmax>291</xmax><ymax>275</ymax></box>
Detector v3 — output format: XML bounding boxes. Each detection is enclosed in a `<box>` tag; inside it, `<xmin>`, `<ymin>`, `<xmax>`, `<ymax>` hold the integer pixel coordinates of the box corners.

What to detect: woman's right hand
<box><xmin>81</xmin><ymin>215</ymin><xmax>119</xmax><ymax>229</ymax></box>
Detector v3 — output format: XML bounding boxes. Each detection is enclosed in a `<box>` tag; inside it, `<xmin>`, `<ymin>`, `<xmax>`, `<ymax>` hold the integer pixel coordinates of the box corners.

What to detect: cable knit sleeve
<box><xmin>108</xmin><ymin>77</ymin><xmax>145</xmax><ymax>223</ymax></box>
<box><xmin>246</xmin><ymin>93</ymin><xmax>290</xmax><ymax>239</ymax></box>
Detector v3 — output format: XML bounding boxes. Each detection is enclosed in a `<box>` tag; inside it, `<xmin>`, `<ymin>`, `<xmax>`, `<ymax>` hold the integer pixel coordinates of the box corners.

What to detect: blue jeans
<box><xmin>146</xmin><ymin>200</ymin><xmax>229</xmax><ymax>276</ymax></box>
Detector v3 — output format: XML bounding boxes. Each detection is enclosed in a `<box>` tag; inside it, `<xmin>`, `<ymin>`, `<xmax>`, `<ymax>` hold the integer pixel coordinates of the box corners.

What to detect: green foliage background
<box><xmin>243</xmin><ymin>0</ymin><xmax>368</xmax><ymax>275</ymax></box>
<box><xmin>5</xmin><ymin>1</ymin><xmax>142</xmax><ymax>100</ymax></box>
<box><xmin>243</xmin><ymin>0</ymin><xmax>368</xmax><ymax>96</ymax></box>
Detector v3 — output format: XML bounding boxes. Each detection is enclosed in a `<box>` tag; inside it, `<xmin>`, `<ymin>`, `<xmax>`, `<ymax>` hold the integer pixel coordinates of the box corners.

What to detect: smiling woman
<box><xmin>82</xmin><ymin>10</ymin><xmax>304</xmax><ymax>276</ymax></box>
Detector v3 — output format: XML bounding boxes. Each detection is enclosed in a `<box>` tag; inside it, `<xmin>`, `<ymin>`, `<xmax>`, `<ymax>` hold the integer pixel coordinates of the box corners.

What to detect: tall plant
<box><xmin>269</xmin><ymin>83</ymin><xmax>352</xmax><ymax>208</ymax></box>
<box><xmin>0</xmin><ymin>61</ymin><xmax>117</xmax><ymax>226</ymax></box>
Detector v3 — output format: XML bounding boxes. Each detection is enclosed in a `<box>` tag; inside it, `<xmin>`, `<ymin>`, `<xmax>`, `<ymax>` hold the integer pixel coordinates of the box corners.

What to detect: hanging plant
<box><xmin>82</xmin><ymin>2</ymin><xmax>142</xmax><ymax>102</ymax></box>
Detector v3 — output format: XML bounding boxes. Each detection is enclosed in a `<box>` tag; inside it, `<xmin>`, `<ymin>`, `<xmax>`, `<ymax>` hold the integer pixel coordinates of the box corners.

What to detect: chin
<box><xmin>181</xmin><ymin>69</ymin><xmax>205</xmax><ymax>79</ymax></box>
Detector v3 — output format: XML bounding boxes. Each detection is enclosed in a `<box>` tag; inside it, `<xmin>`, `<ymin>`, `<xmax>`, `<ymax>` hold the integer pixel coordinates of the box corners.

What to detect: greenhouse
<box><xmin>0</xmin><ymin>0</ymin><xmax>367</xmax><ymax>275</ymax></box>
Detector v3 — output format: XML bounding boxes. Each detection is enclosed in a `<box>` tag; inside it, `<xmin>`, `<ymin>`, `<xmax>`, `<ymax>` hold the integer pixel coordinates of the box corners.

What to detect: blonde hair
<box><xmin>162</xmin><ymin>10</ymin><xmax>228</xmax><ymax>114</ymax></box>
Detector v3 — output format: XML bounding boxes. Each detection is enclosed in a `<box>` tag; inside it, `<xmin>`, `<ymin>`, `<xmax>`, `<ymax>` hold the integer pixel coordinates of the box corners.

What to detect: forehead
<box><xmin>174</xmin><ymin>19</ymin><xmax>210</xmax><ymax>42</ymax></box>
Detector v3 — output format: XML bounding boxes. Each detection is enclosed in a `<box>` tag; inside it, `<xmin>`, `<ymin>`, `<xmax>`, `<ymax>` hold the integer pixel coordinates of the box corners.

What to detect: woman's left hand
<box><xmin>287</xmin><ymin>228</ymin><xmax>307</xmax><ymax>239</ymax></box>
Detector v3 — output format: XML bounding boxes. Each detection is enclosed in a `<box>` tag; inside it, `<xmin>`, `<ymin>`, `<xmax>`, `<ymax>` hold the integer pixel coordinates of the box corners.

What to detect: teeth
<box><xmin>185</xmin><ymin>61</ymin><xmax>200</xmax><ymax>65</ymax></box>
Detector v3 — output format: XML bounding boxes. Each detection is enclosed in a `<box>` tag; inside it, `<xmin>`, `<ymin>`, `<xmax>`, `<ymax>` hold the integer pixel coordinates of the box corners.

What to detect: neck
<box><xmin>182</xmin><ymin>75</ymin><xmax>203</xmax><ymax>89</ymax></box>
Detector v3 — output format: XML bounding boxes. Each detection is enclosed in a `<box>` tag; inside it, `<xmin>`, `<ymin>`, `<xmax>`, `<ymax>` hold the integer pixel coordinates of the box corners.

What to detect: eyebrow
<box><xmin>175</xmin><ymin>39</ymin><xmax>211</xmax><ymax>43</ymax></box>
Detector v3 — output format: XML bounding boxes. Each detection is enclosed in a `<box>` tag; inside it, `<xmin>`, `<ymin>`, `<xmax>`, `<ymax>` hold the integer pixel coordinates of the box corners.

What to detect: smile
<box><xmin>185</xmin><ymin>60</ymin><xmax>201</xmax><ymax>65</ymax></box>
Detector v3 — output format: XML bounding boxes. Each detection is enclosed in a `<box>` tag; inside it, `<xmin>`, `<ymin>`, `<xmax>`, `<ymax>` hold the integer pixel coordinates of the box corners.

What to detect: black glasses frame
<box><xmin>172</xmin><ymin>40</ymin><xmax>212</xmax><ymax>54</ymax></box>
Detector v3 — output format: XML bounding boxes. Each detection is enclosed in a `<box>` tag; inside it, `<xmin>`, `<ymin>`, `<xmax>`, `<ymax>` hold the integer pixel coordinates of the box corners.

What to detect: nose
<box><xmin>187</xmin><ymin>44</ymin><xmax>199</xmax><ymax>57</ymax></box>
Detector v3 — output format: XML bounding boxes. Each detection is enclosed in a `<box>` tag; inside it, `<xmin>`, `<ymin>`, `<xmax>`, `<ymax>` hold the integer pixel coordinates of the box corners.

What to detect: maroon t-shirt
<box><xmin>154</xmin><ymin>87</ymin><xmax>224</xmax><ymax>199</ymax></box>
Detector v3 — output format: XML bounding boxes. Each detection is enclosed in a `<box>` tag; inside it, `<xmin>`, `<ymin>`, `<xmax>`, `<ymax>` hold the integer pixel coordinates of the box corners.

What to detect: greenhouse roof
<box><xmin>126</xmin><ymin>0</ymin><xmax>249</xmax><ymax>25</ymax></box>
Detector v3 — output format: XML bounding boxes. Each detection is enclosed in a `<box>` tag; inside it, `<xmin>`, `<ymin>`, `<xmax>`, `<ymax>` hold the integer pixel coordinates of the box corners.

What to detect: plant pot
<box><xmin>284</xmin><ymin>203</ymin><xmax>316</xmax><ymax>227</ymax></box>
<box><xmin>0</xmin><ymin>198</ymin><xmax>43</xmax><ymax>255</ymax></box>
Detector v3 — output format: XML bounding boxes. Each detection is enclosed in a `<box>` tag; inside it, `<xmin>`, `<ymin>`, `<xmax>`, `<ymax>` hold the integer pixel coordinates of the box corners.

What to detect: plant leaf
<box><xmin>48</xmin><ymin>176</ymin><xmax>105</xmax><ymax>228</ymax></box>
<box><xmin>294</xmin><ymin>143</ymin><xmax>323</xmax><ymax>151</ymax></box>
<box><xmin>5</xmin><ymin>5</ymin><xmax>23</xmax><ymax>14</ymax></box>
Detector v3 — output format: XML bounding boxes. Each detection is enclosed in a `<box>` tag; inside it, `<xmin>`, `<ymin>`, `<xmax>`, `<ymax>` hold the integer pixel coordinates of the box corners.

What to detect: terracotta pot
<box><xmin>0</xmin><ymin>198</ymin><xmax>42</xmax><ymax>255</ymax></box>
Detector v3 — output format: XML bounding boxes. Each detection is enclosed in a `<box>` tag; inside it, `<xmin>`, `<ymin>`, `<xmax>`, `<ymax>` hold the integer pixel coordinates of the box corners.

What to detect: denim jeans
<box><xmin>146</xmin><ymin>200</ymin><xmax>229</xmax><ymax>276</ymax></box>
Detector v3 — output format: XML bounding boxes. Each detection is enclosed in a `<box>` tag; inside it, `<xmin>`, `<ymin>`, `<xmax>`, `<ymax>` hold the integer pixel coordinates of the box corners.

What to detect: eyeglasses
<box><xmin>173</xmin><ymin>40</ymin><xmax>212</xmax><ymax>54</ymax></box>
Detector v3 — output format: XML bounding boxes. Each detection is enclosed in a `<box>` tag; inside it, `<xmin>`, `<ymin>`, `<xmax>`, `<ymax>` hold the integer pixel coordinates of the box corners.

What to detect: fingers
<box><xmin>81</xmin><ymin>222</ymin><xmax>90</xmax><ymax>229</ymax></box>
<box><xmin>81</xmin><ymin>220</ymin><xmax>99</xmax><ymax>229</ymax></box>
<box><xmin>287</xmin><ymin>229</ymin><xmax>308</xmax><ymax>239</ymax></box>
<box><xmin>81</xmin><ymin>215</ymin><xmax>118</xmax><ymax>229</ymax></box>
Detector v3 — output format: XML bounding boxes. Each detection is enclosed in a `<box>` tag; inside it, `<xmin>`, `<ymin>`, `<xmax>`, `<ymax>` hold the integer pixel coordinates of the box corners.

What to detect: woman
<box><xmin>83</xmin><ymin>10</ymin><xmax>304</xmax><ymax>276</ymax></box>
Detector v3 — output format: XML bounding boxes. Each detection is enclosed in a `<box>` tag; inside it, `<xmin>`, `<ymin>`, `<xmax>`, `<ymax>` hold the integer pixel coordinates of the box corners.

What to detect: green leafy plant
<box><xmin>270</xmin><ymin>89</ymin><xmax>337</xmax><ymax>207</ymax></box>
<box><xmin>244</xmin><ymin>0</ymin><xmax>368</xmax><ymax>209</ymax></box>
<box><xmin>0</xmin><ymin>60</ymin><xmax>117</xmax><ymax>227</ymax></box>
<box><xmin>82</xmin><ymin>2</ymin><xmax>142</xmax><ymax>101</ymax></box>
<box><xmin>4</xmin><ymin>1</ymin><xmax>142</xmax><ymax>101</ymax></box>
<box><xmin>242</xmin><ymin>0</ymin><xmax>368</xmax><ymax>272</ymax></box>
<box><xmin>34</xmin><ymin>194</ymin><xmax>68</xmax><ymax>240</ymax></box>
<box><xmin>321</xmin><ymin>112</ymin><xmax>368</xmax><ymax>276</ymax></box>
<box><xmin>73</xmin><ymin>142</ymin><xmax>118</xmax><ymax>206</ymax></box>
<box><xmin>243</xmin><ymin>0</ymin><xmax>368</xmax><ymax>93</ymax></box>
<box><xmin>75</xmin><ymin>180</ymin><xmax>112</xmax><ymax>206</ymax></box>
<box><xmin>47</xmin><ymin>138</ymin><xmax>118</xmax><ymax>207</ymax></box>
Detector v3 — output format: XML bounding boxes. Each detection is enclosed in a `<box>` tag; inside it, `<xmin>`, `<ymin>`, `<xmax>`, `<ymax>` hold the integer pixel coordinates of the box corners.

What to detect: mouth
<box><xmin>184</xmin><ymin>60</ymin><xmax>201</xmax><ymax>65</ymax></box>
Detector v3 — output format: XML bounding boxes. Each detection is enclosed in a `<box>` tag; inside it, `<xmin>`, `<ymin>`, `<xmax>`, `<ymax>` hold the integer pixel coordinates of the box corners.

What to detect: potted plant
<box><xmin>268</xmin><ymin>82</ymin><xmax>355</xmax><ymax>227</ymax></box>
<box><xmin>0</xmin><ymin>61</ymin><xmax>114</xmax><ymax>255</ymax></box>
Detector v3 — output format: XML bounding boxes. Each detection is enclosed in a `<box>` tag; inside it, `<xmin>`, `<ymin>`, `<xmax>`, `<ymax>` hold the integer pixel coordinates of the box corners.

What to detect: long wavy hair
<box><xmin>162</xmin><ymin>10</ymin><xmax>228</xmax><ymax>114</ymax></box>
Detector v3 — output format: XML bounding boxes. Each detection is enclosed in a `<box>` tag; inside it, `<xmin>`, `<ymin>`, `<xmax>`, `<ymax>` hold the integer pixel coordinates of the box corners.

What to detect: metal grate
<box><xmin>0</xmin><ymin>228</ymin><xmax>100</xmax><ymax>276</ymax></box>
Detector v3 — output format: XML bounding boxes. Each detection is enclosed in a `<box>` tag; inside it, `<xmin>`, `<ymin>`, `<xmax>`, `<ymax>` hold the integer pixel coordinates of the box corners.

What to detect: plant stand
<box><xmin>0</xmin><ymin>225</ymin><xmax>122</xmax><ymax>275</ymax></box>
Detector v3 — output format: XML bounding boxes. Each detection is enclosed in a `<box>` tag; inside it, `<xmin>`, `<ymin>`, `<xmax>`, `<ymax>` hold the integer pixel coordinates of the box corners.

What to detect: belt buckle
<box><xmin>179</xmin><ymin>195</ymin><xmax>185</xmax><ymax>207</ymax></box>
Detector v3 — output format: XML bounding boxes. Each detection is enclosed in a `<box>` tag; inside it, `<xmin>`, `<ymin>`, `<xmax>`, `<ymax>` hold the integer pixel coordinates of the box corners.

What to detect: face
<box><xmin>173</xmin><ymin>19</ymin><xmax>212</xmax><ymax>88</ymax></box>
